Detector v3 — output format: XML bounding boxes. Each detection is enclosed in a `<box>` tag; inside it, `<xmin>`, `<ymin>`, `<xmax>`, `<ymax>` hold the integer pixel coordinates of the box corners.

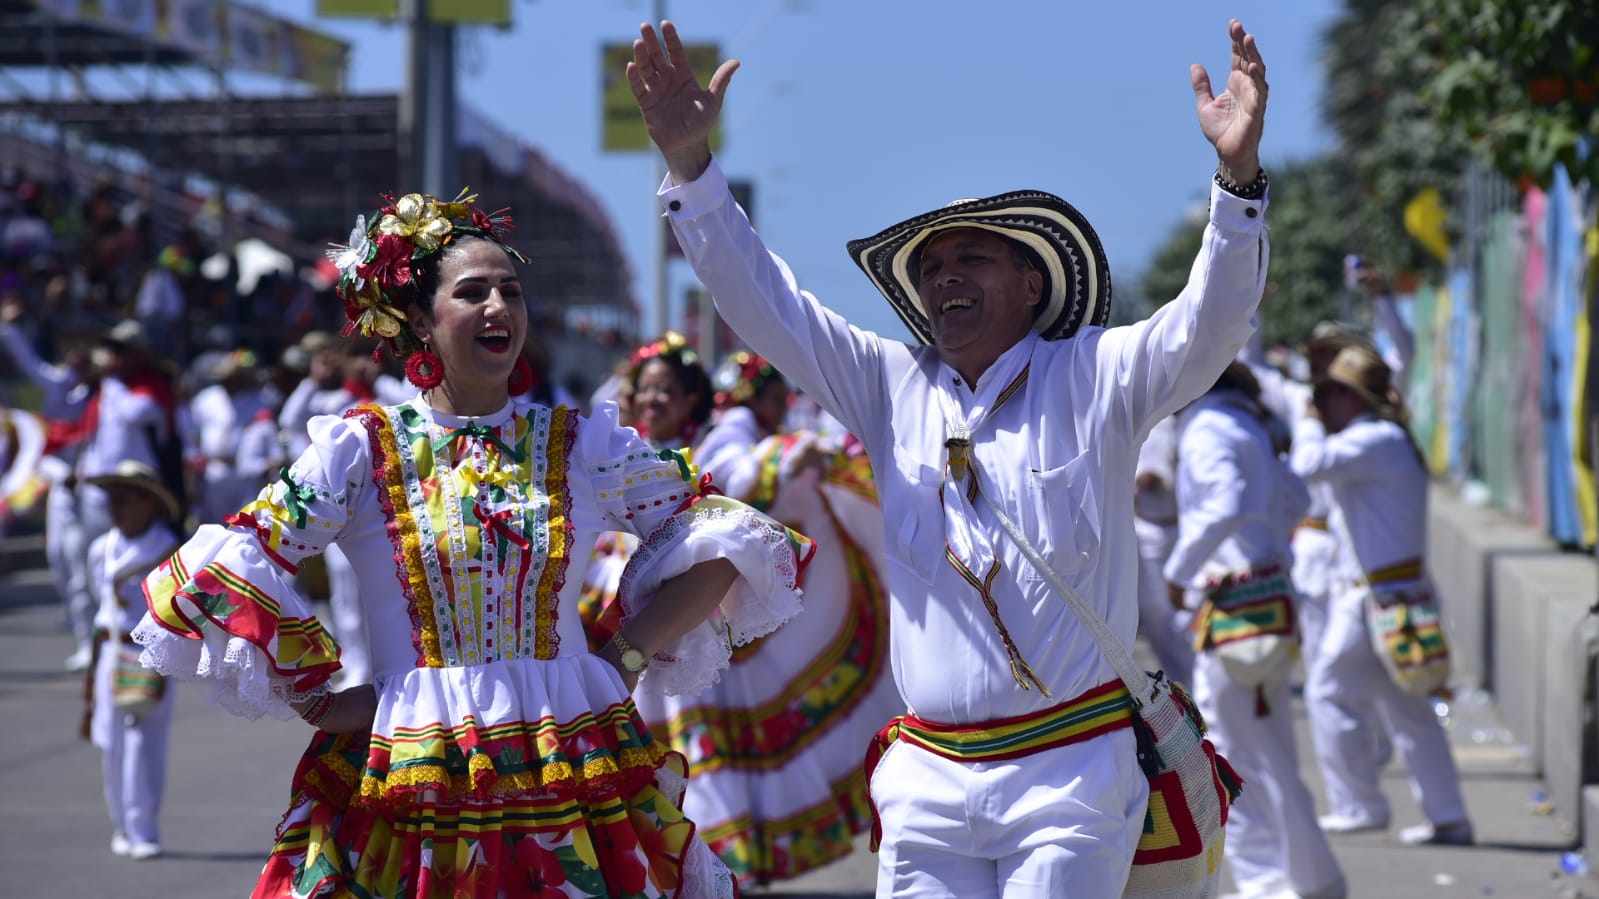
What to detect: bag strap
<box><xmin>974</xmin><ymin>483</ymin><xmax>1158</xmax><ymax>706</ymax></box>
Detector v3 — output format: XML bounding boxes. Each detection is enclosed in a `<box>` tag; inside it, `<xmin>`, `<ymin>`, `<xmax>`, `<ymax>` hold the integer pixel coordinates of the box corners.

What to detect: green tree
<box><xmin>1321</xmin><ymin>0</ymin><xmax>1469</xmax><ymax>280</ymax></box>
<box><xmin>1139</xmin><ymin>158</ymin><xmax>1356</xmax><ymax>348</ymax></box>
<box><xmin>1412</xmin><ymin>0</ymin><xmax>1599</xmax><ymax>188</ymax></box>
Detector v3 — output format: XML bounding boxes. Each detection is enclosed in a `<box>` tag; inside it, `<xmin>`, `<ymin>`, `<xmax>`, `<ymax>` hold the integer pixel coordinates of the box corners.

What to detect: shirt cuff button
<box><xmin>1244</xmin><ymin>207</ymin><xmax>1259</xmax><ymax>218</ymax></box>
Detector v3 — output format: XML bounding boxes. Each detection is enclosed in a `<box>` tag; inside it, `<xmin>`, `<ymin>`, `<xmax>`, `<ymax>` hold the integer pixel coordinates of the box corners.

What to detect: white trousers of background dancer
<box><xmin>323</xmin><ymin>543</ymin><xmax>371</xmax><ymax>687</ymax></box>
<box><xmin>1134</xmin><ymin>517</ymin><xmax>1193</xmax><ymax>685</ymax></box>
<box><xmin>1289</xmin><ymin>524</ymin><xmax>1337</xmax><ymax>668</ymax></box>
<box><xmin>1297</xmin><ymin>524</ymin><xmax>1393</xmax><ymax>825</ymax></box>
<box><xmin>68</xmin><ymin>486</ymin><xmax>115</xmax><ymax>663</ymax></box>
<box><xmin>45</xmin><ymin>467</ymin><xmax>93</xmax><ymax>657</ymax></box>
<box><xmin>871</xmin><ymin>731</ymin><xmax>1147</xmax><ymax>899</ymax></box>
<box><xmin>1194</xmin><ymin>654</ymin><xmax>1344</xmax><ymax>899</ymax></box>
<box><xmin>1307</xmin><ymin>583</ymin><xmax>1469</xmax><ymax>830</ymax></box>
<box><xmin>91</xmin><ymin>644</ymin><xmax>176</xmax><ymax>850</ymax></box>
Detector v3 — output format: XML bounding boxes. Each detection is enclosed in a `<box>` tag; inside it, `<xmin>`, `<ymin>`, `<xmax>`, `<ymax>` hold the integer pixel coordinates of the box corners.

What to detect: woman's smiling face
<box><xmin>633</xmin><ymin>358</ymin><xmax>699</xmax><ymax>443</ymax></box>
<box><xmin>409</xmin><ymin>237</ymin><xmax>527</xmax><ymax>398</ymax></box>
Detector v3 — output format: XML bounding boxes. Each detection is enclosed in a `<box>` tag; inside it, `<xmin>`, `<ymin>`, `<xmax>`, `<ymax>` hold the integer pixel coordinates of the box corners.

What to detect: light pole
<box><xmin>401</xmin><ymin>0</ymin><xmax>458</xmax><ymax>196</ymax></box>
<box><xmin>650</xmin><ymin>0</ymin><xmax>669</xmax><ymax>340</ymax></box>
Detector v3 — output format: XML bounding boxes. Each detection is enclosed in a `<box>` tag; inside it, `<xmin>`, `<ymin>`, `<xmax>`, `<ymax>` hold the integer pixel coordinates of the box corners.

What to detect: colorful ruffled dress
<box><xmin>591</xmin><ymin>407</ymin><xmax>902</xmax><ymax>885</ymax></box>
<box><xmin>134</xmin><ymin>397</ymin><xmax>812</xmax><ymax>899</ymax></box>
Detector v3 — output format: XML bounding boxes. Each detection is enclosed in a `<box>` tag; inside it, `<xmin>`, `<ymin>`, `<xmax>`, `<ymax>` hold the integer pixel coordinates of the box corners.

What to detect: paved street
<box><xmin>0</xmin><ymin>561</ymin><xmax>1593</xmax><ymax>898</ymax></box>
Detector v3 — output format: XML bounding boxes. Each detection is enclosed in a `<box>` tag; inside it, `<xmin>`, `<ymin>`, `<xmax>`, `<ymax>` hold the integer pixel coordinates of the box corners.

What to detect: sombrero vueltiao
<box><xmin>846</xmin><ymin>190</ymin><xmax>1112</xmax><ymax>345</ymax></box>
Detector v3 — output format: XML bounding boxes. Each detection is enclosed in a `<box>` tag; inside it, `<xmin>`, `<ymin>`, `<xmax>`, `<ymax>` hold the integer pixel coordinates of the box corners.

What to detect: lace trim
<box><xmin>357</xmin><ymin>700</ymin><xmax>672</xmax><ymax>807</ymax></box>
<box><xmin>132</xmin><ymin>618</ymin><xmax>329</xmax><ymax>721</ymax></box>
<box><xmin>349</xmin><ymin>404</ymin><xmax>438</xmax><ymax>668</ymax></box>
<box><xmin>680</xmin><ymin>836</ymin><xmax>738</xmax><ymax>899</ymax></box>
<box><xmin>532</xmin><ymin>407</ymin><xmax>579</xmax><ymax>659</ymax></box>
<box><xmin>618</xmin><ymin>497</ymin><xmax>808</xmax><ymax>697</ymax></box>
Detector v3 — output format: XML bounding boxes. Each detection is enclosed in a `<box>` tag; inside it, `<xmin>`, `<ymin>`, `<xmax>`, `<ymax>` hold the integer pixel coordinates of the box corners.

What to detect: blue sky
<box><xmin>280</xmin><ymin>0</ymin><xmax>1341</xmax><ymax>343</ymax></box>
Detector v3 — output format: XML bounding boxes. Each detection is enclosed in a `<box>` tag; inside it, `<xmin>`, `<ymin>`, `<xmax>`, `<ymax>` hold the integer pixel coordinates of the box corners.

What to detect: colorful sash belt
<box><xmin>863</xmin><ymin>679</ymin><xmax>1133</xmax><ymax>850</ymax></box>
<box><xmin>1193</xmin><ymin>562</ymin><xmax>1296</xmax><ymax>652</ymax></box>
<box><xmin>1297</xmin><ymin>517</ymin><xmax>1329</xmax><ymax>532</ymax></box>
<box><xmin>1358</xmin><ymin>556</ymin><xmax>1424</xmax><ymax>587</ymax></box>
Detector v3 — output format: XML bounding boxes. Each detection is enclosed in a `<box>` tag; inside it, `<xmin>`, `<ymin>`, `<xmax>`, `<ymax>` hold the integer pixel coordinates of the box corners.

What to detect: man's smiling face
<box><xmin>914</xmin><ymin>227</ymin><xmax>1043</xmax><ymax>382</ymax></box>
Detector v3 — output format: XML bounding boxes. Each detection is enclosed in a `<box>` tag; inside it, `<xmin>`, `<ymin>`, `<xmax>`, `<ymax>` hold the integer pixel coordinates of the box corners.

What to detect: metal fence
<box><xmin>1406</xmin><ymin>161</ymin><xmax>1597</xmax><ymax>550</ymax></box>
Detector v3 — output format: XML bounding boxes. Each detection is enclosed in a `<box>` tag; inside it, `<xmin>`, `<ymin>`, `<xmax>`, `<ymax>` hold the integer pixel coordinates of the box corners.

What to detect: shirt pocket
<box><xmin>889</xmin><ymin>444</ymin><xmax>945</xmax><ymax>585</ymax></box>
<box><xmin>1021</xmin><ymin>449</ymin><xmax>1102</xmax><ymax>583</ymax></box>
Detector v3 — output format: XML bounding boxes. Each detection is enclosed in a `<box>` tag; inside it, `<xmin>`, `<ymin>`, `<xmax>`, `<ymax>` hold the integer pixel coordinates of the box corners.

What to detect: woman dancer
<box><xmin>134</xmin><ymin>190</ymin><xmax>813</xmax><ymax>898</ymax></box>
<box><xmin>636</xmin><ymin>351</ymin><xmax>900</xmax><ymax>885</ymax></box>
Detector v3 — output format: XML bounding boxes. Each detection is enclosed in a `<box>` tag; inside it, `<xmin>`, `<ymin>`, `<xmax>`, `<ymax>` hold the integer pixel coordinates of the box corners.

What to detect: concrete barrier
<box><xmin>1430</xmin><ymin>487</ymin><xmax>1563</xmax><ymax>691</ymax></box>
<box><xmin>1545</xmin><ymin>589</ymin><xmax>1599</xmax><ymax>827</ymax></box>
<box><xmin>1431</xmin><ymin>485</ymin><xmax>1598</xmax><ymax>837</ymax></box>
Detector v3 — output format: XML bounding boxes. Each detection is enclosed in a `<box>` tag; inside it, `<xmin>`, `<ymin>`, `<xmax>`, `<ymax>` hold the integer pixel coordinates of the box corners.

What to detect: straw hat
<box><xmin>85</xmin><ymin>460</ymin><xmax>182</xmax><ymax>523</ymax></box>
<box><xmin>846</xmin><ymin>190</ymin><xmax>1111</xmax><ymax>345</ymax></box>
<box><xmin>1317</xmin><ymin>344</ymin><xmax>1404</xmax><ymax>421</ymax></box>
<box><xmin>1305</xmin><ymin>320</ymin><xmax>1373</xmax><ymax>355</ymax></box>
<box><xmin>103</xmin><ymin>319</ymin><xmax>151</xmax><ymax>353</ymax></box>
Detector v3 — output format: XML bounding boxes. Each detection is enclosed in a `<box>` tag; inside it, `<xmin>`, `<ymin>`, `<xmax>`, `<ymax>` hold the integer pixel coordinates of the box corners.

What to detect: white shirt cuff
<box><xmin>1209</xmin><ymin>181</ymin><xmax>1268</xmax><ymax>233</ymax></box>
<box><xmin>658</xmin><ymin>159</ymin><xmax>732</xmax><ymax>220</ymax></box>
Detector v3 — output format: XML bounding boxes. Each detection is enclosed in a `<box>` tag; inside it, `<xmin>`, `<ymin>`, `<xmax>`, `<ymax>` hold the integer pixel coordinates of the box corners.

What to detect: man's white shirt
<box><xmin>661</xmin><ymin>161</ymin><xmax>1268</xmax><ymax>724</ymax></box>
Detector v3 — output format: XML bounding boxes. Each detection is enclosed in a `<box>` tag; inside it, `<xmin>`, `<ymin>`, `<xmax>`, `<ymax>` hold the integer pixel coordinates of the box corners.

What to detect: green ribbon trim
<box><xmin>432</xmin><ymin>421</ymin><xmax>527</xmax><ymax>464</ymax></box>
<box><xmin>277</xmin><ymin>467</ymin><xmax>319</xmax><ymax>529</ymax></box>
<box><xmin>655</xmin><ymin>447</ymin><xmax>693</xmax><ymax>483</ymax></box>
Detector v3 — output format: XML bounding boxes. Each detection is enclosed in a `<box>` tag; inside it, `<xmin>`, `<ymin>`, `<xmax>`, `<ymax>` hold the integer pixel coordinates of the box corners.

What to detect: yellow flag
<box><xmin>1405</xmin><ymin>187</ymin><xmax>1451</xmax><ymax>262</ymax></box>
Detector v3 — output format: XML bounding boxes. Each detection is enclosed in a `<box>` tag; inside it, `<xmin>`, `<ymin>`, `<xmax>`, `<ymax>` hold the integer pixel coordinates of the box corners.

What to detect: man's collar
<box><xmin>942</xmin><ymin>332</ymin><xmax>1040</xmax><ymax>392</ymax></box>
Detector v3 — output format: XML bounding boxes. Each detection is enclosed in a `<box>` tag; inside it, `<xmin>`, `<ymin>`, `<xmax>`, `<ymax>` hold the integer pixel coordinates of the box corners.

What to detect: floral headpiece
<box><xmin>627</xmin><ymin>331</ymin><xmax>700</xmax><ymax>382</ymax></box>
<box><xmin>713</xmin><ymin>351</ymin><xmax>784</xmax><ymax>409</ymax></box>
<box><xmin>326</xmin><ymin>188</ymin><xmax>528</xmax><ymax>357</ymax></box>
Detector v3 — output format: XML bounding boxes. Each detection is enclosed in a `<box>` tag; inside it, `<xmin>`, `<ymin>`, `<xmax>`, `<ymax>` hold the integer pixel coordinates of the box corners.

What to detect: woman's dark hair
<box><xmin>633</xmin><ymin>352</ymin><xmax>715</xmax><ymax>429</ymax></box>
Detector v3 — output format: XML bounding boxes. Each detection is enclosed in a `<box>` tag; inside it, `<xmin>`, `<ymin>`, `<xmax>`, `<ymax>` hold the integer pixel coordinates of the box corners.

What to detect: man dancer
<box><xmin>631</xmin><ymin>17</ymin><xmax>1270</xmax><ymax>897</ymax></box>
<box><xmin>1166</xmin><ymin>363</ymin><xmax>1344</xmax><ymax>899</ymax></box>
<box><xmin>1292</xmin><ymin>344</ymin><xmax>1473</xmax><ymax>846</ymax></box>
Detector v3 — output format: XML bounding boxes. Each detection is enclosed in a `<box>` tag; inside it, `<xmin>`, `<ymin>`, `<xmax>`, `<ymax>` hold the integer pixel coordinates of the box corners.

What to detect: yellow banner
<box><xmin>316</xmin><ymin>0</ymin><xmax>398</xmax><ymax>17</ymax></box>
<box><xmin>601</xmin><ymin>42</ymin><xmax>721</xmax><ymax>152</ymax></box>
<box><xmin>316</xmin><ymin>0</ymin><xmax>509</xmax><ymax>24</ymax></box>
<box><xmin>282</xmin><ymin>24</ymin><xmax>348</xmax><ymax>94</ymax></box>
<box><xmin>429</xmin><ymin>0</ymin><xmax>511</xmax><ymax>25</ymax></box>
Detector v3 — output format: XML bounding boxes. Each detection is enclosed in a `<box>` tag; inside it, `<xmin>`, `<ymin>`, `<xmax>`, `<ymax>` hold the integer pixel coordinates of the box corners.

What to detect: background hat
<box><xmin>85</xmin><ymin>460</ymin><xmax>182</xmax><ymax>523</ymax></box>
<box><xmin>846</xmin><ymin>190</ymin><xmax>1111</xmax><ymax>345</ymax></box>
<box><xmin>1306</xmin><ymin>320</ymin><xmax>1373</xmax><ymax>354</ymax></box>
<box><xmin>1317</xmin><ymin>344</ymin><xmax>1401</xmax><ymax>419</ymax></box>
<box><xmin>103</xmin><ymin>319</ymin><xmax>151</xmax><ymax>353</ymax></box>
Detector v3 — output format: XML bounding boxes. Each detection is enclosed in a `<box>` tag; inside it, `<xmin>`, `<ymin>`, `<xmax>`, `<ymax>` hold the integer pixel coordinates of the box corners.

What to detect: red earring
<box><xmin>406</xmin><ymin>347</ymin><xmax>445</xmax><ymax>390</ymax></box>
<box><xmin>507</xmin><ymin>357</ymin><xmax>534</xmax><ymax>397</ymax></box>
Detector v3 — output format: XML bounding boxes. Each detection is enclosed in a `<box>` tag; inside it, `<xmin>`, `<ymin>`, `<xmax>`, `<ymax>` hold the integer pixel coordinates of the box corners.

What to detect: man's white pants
<box><xmin>91</xmin><ymin>644</ymin><xmax>175</xmax><ymax>846</ymax></box>
<box><xmin>1306</xmin><ymin>586</ymin><xmax>1469</xmax><ymax>828</ymax></box>
<box><xmin>324</xmin><ymin>543</ymin><xmax>371</xmax><ymax>686</ymax></box>
<box><xmin>1292</xmin><ymin>528</ymin><xmax>1390</xmax><ymax>821</ymax></box>
<box><xmin>1194</xmin><ymin>655</ymin><xmax>1344</xmax><ymax>898</ymax></box>
<box><xmin>48</xmin><ymin>479</ymin><xmax>93</xmax><ymax>648</ymax></box>
<box><xmin>871</xmin><ymin>727</ymin><xmax>1147</xmax><ymax>898</ymax></box>
<box><xmin>1135</xmin><ymin>518</ymin><xmax>1194</xmax><ymax>686</ymax></box>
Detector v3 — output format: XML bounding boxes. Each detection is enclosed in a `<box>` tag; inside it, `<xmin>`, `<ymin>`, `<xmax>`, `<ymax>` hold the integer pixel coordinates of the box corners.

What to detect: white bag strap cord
<box><xmin>975</xmin><ymin>482</ymin><xmax>1158</xmax><ymax>707</ymax></box>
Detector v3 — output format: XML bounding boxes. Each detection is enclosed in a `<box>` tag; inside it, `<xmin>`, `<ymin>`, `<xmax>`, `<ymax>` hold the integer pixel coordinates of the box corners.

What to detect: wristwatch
<box><xmin>612</xmin><ymin>631</ymin><xmax>649</xmax><ymax>674</ymax></box>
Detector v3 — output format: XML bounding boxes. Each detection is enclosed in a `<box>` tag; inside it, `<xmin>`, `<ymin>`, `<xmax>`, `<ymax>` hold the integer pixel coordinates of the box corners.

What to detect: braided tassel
<box><xmin>1008</xmin><ymin>653</ymin><xmax>1052</xmax><ymax>697</ymax></box>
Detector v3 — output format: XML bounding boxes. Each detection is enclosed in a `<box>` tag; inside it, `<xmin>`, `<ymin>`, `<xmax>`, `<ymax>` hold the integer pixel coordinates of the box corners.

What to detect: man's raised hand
<box><xmin>1191</xmin><ymin>19</ymin><xmax>1268</xmax><ymax>185</ymax></box>
<box><xmin>628</xmin><ymin>21</ymin><xmax>739</xmax><ymax>184</ymax></box>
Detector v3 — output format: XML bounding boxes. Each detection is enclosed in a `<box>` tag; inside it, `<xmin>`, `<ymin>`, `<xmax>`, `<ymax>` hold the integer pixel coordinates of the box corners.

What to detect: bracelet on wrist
<box><xmin>300</xmin><ymin>692</ymin><xmax>334</xmax><ymax>728</ymax></box>
<box><xmin>1214</xmin><ymin>165</ymin><xmax>1268</xmax><ymax>201</ymax></box>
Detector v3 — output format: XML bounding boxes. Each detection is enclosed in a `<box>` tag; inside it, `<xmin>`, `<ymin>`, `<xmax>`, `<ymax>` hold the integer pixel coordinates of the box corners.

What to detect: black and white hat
<box><xmin>846</xmin><ymin>190</ymin><xmax>1112</xmax><ymax>345</ymax></box>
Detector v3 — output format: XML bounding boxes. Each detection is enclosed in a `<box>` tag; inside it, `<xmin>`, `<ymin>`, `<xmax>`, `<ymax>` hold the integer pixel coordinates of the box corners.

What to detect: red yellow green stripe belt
<box><xmin>863</xmin><ymin>679</ymin><xmax>1133</xmax><ymax>850</ymax></box>
<box><xmin>1298</xmin><ymin>517</ymin><xmax>1329</xmax><ymax>531</ymax></box>
<box><xmin>1359</xmin><ymin>557</ymin><xmax>1424</xmax><ymax>586</ymax></box>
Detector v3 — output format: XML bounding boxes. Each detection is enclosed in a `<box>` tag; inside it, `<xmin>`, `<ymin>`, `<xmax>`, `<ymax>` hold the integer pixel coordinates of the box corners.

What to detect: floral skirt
<box><xmin>254</xmin><ymin>730</ymin><xmax>734</xmax><ymax>899</ymax></box>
